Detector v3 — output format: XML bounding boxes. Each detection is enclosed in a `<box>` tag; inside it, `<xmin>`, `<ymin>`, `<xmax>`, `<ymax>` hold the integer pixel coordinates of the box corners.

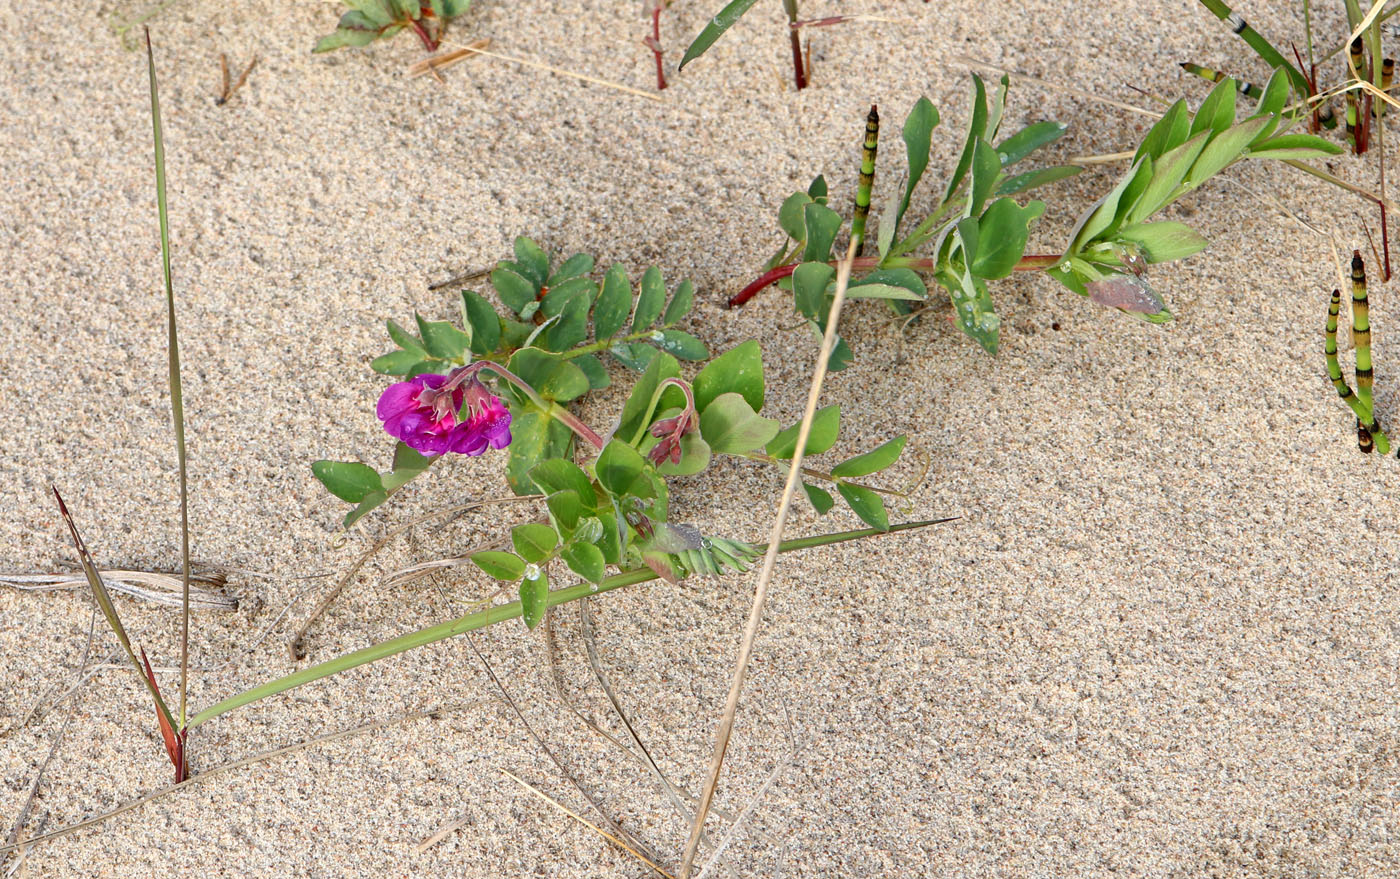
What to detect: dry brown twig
<box><xmin>678</xmin><ymin>237</ymin><xmax>860</xmax><ymax>877</ymax></box>
<box><xmin>215</xmin><ymin>53</ymin><xmax>256</xmax><ymax>105</ymax></box>
<box><xmin>406</xmin><ymin>37</ymin><xmax>491</xmax><ymax>79</ymax></box>
<box><xmin>0</xmin><ymin>569</ymin><xmax>235</xmax><ymax>611</ymax></box>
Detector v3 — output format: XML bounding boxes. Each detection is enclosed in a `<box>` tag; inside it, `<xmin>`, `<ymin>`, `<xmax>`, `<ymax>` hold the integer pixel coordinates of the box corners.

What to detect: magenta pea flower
<box><xmin>377</xmin><ymin>373</ymin><xmax>464</xmax><ymax>455</ymax></box>
<box><xmin>376</xmin><ymin>371</ymin><xmax>512</xmax><ymax>456</ymax></box>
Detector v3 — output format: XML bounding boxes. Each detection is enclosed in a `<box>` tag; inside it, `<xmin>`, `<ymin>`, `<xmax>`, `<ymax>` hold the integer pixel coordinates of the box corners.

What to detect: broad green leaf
<box><xmin>938</xmin><ymin>262</ymin><xmax>999</xmax><ymax>355</ymax></box>
<box><xmin>1135</xmin><ymin>99</ymin><xmax>1190</xmax><ymax>163</ymax></box>
<box><xmin>460</xmin><ymin>291</ymin><xmax>501</xmax><ymax>355</ymax></box>
<box><xmin>792</xmin><ymin>261</ymin><xmax>836</xmax><ymax>321</ymax></box>
<box><xmin>995</xmin><ymin>164</ymin><xmax>1082</xmax><ymax>197</ymax></box>
<box><xmin>512</xmin><ymin>523</ymin><xmax>559</xmax><ymax>563</ymax></box>
<box><xmin>386</xmin><ymin>319</ymin><xmax>427</xmax><ymax>355</ymax></box>
<box><xmin>507</xmin><ymin>348</ymin><xmax>589</xmax><ymax>403</ymax></box>
<box><xmin>312</xmin><ymin>461</ymin><xmax>383</xmax><ymax>503</ymax></box>
<box><xmin>896</xmin><ymin>97</ymin><xmax>939</xmax><ymax>234</ymax></box>
<box><xmin>491</xmin><ymin>268</ymin><xmax>537</xmax><ymax>315</ymax></box>
<box><xmin>831</xmin><ymin>435</ymin><xmax>906</xmax><ymax>477</ymax></box>
<box><xmin>652</xmin><ymin>328</ymin><xmax>708</xmax><ymax>360</ymax></box>
<box><xmin>967</xmin><ymin>139</ymin><xmax>1003</xmax><ymax>218</ymax></box>
<box><xmin>520</xmin><ymin>567</ymin><xmax>548</xmax><ymax>629</ymax></box>
<box><xmin>679</xmin><ymin>0</ymin><xmax>763</xmax><ymax>69</ymax></box>
<box><xmin>971</xmin><ymin>198</ymin><xmax>1045</xmax><ymax>280</ymax></box>
<box><xmin>778</xmin><ymin>191</ymin><xmax>813</xmax><ymax>242</ymax></box>
<box><xmin>1189</xmin><ymin>76</ymin><xmax>1237</xmax><ymax>137</ymax></box>
<box><xmin>529</xmin><ymin>458</ymin><xmax>598</xmax><ymax>508</ymax></box>
<box><xmin>595</xmin><ymin>440</ymin><xmax>647</xmax><ymax>496</ymax></box>
<box><xmin>371</xmin><ymin>349</ymin><xmax>425</xmax><ymax>375</ymax></box>
<box><xmin>541</xmin><ymin>277</ymin><xmax>597</xmax><ymax>317</ymax></box>
<box><xmin>803</xmin><ymin>482</ymin><xmax>835</xmax><ymax>514</ymax></box>
<box><xmin>381</xmin><ymin>442</ymin><xmax>432</xmax><ymax>490</ymax></box>
<box><xmin>1182</xmin><ymin>116</ymin><xmax>1271</xmax><ymax>190</ymax></box>
<box><xmin>858</xmin><ymin>267</ymin><xmax>926</xmax><ymax>299</ymax></box>
<box><xmin>877</xmin><ymin>188</ymin><xmax>900</xmax><ymax>259</ymax></box>
<box><xmin>1068</xmin><ymin>157</ymin><xmax>1153</xmax><ymax>253</ymax></box>
<box><xmin>693</xmin><ymin>338</ymin><xmax>764</xmax><ymax>413</ymax></box>
<box><xmin>1245</xmin><ymin>133</ymin><xmax>1344</xmax><ymax>159</ymax></box>
<box><xmin>415</xmin><ymin>314</ymin><xmax>470</xmax><ymax>361</ymax></box>
<box><xmin>562</xmin><ymin>542</ymin><xmax>606</xmax><ymax>583</ymax></box>
<box><xmin>1252</xmin><ymin>68</ymin><xmax>1291</xmax><ymax>138</ymax></box>
<box><xmin>802</xmin><ymin>202</ymin><xmax>842</xmax><ymax>263</ymax></box>
<box><xmin>543</xmin><ymin>289</ymin><xmax>592</xmax><ymax>351</ymax></box>
<box><xmin>609</xmin><ymin>341</ymin><xmax>659</xmax><ymax>372</ymax></box>
<box><xmin>547</xmin><ymin>490</ymin><xmax>583</xmax><ymax>532</ymax></box>
<box><xmin>512</xmin><ymin>237</ymin><xmax>550</xmax><ymax>288</ymax></box>
<box><xmin>655</xmin><ymin>432</ymin><xmax>711</xmax><ymax>476</ymax></box>
<box><xmin>505</xmin><ymin>410</ymin><xmax>573</xmax><ymax>495</ymax></box>
<box><xmin>985</xmin><ymin>73</ymin><xmax>1009</xmax><ymax>142</ymax></box>
<box><xmin>593</xmin><ymin>264</ymin><xmax>632</xmax><ymax>340</ymax></box>
<box><xmin>698</xmin><ymin>392</ymin><xmax>780</xmax><ymax>454</ymax></box>
<box><xmin>808</xmin><ymin>174</ymin><xmax>828</xmax><ymax>200</ymax></box>
<box><xmin>1116</xmin><ymin>221</ymin><xmax>1209</xmax><ymax>263</ymax></box>
<box><xmin>995</xmin><ymin>120</ymin><xmax>1068</xmax><ymax>166</ymax></box>
<box><xmin>470</xmin><ymin>551</ymin><xmax>526</xmax><ymax>581</ymax></box>
<box><xmin>767</xmin><ymin>404</ymin><xmax>840</xmax><ymax>458</ymax></box>
<box><xmin>573</xmin><ymin>353</ymin><xmax>610</xmax><ymax>390</ymax></box>
<box><xmin>944</xmin><ymin>75</ymin><xmax>989</xmax><ymax>202</ymax></box>
<box><xmin>837</xmin><ymin>483</ymin><xmax>889</xmax><ymax>531</ymax></box>
<box><xmin>662</xmin><ymin>280</ymin><xmax>695</xmax><ymax>326</ymax></box>
<box><xmin>548</xmin><ymin>252</ymin><xmax>594</xmax><ymax>285</ymax></box>
<box><xmin>844</xmin><ymin>283</ymin><xmax>924</xmax><ymax>301</ymax></box>
<box><xmin>631</xmin><ymin>266</ymin><xmax>666</xmax><ymax>332</ymax></box>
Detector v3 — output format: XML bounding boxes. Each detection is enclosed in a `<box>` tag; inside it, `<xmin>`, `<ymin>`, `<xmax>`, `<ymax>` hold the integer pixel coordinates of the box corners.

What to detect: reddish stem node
<box><xmin>408</xmin><ymin>17</ymin><xmax>439</xmax><ymax>53</ymax></box>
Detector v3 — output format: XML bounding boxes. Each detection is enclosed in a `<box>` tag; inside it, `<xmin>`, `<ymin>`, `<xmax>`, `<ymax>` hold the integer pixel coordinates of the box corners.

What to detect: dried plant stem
<box><xmin>678</xmin><ymin>238</ymin><xmax>860</xmax><ymax>876</ymax></box>
<box><xmin>437</xmin><ymin>38</ymin><xmax>663</xmax><ymax>102</ymax></box>
<box><xmin>406</xmin><ymin>38</ymin><xmax>490</xmax><ymax>79</ymax></box>
<box><xmin>0</xmin><ymin>570</ymin><xmax>234</xmax><ymax>611</ymax></box>
<box><xmin>287</xmin><ymin>496</ymin><xmax>535</xmax><ymax>659</ymax></box>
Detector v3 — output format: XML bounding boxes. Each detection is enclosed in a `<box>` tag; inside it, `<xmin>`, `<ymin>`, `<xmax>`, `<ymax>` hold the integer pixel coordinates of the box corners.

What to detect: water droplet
<box><xmin>589</xmin><ymin>582</ymin><xmax>600</xmax><ymax>592</ymax></box>
<box><xmin>701</xmin><ymin>538</ymin><xmax>713</xmax><ymax>549</ymax></box>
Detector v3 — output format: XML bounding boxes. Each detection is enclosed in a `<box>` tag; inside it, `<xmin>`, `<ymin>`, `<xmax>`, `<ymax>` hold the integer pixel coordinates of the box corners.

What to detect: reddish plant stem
<box><xmin>725</xmin><ymin>253</ymin><xmax>1063</xmax><ymax>308</ymax></box>
<box><xmin>648</xmin><ymin>5</ymin><xmax>667</xmax><ymax>90</ymax></box>
<box><xmin>408</xmin><ymin>17</ymin><xmax>439</xmax><ymax>52</ymax></box>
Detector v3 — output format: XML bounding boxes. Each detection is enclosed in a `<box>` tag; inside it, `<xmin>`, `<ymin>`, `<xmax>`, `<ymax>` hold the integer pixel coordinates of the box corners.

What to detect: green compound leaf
<box><xmin>837</xmin><ymin>483</ymin><xmax>889</xmax><ymax>531</ymax></box>
<box><xmin>512</xmin><ymin>237</ymin><xmax>550</xmax><ymax>288</ymax></box>
<box><xmin>414</xmin><ymin>314</ymin><xmax>470</xmax><ymax>361</ymax></box>
<box><xmin>593</xmin><ymin>264</ymin><xmax>633</xmax><ymax>340</ymax></box>
<box><xmin>662</xmin><ymin>280</ymin><xmax>696</xmax><ymax>327</ymax></box>
<box><xmin>507</xmin><ymin>348</ymin><xmax>589</xmax><ymax>403</ymax></box>
<box><xmin>491</xmin><ymin>267</ymin><xmax>537</xmax><ymax>316</ymax></box>
<box><xmin>573</xmin><ymin>353</ymin><xmax>610</xmax><ymax>390</ymax></box>
<box><xmin>311</xmin><ymin>461</ymin><xmax>383</xmax><ymax>503</ymax></box>
<box><xmin>460</xmin><ymin>291</ymin><xmax>501</xmax><ymax>356</ymax></box>
<box><xmin>519</xmin><ymin>566</ymin><xmax>548</xmax><ymax>630</ymax></box>
<box><xmin>595</xmin><ymin>439</ymin><xmax>647</xmax><ymax>496</ymax></box>
<box><xmin>631</xmin><ymin>266</ymin><xmax>667</xmax><ymax>333</ymax></box>
<box><xmin>803</xmin><ymin>482</ymin><xmax>835</xmax><ymax>514</ymax></box>
<box><xmin>831</xmin><ymin>435</ymin><xmax>906</xmax><ymax>478</ymax></box>
<box><xmin>470</xmin><ymin>551</ymin><xmax>526</xmax><ymax>581</ymax></box>
<box><xmin>386</xmin><ymin>319</ymin><xmax>427</xmax><ymax>355</ymax></box>
<box><xmin>512</xmin><ymin>522</ymin><xmax>559</xmax><ymax>563</ymax></box>
<box><xmin>506</xmin><ymin>410</ymin><xmax>573</xmax><ymax>496</ymax></box>
<box><xmin>546</xmin><ymin>489</ymin><xmax>583</xmax><ymax>533</ymax></box>
<box><xmin>693</xmin><ymin>339</ymin><xmax>764</xmax><ymax>414</ymax></box>
<box><xmin>680</xmin><ymin>0</ymin><xmax>763</xmax><ymax>69</ymax></box>
<box><xmin>652</xmin><ymin>328</ymin><xmax>709</xmax><ymax>360</ymax></box>
<box><xmin>767</xmin><ymin>404</ymin><xmax>840</xmax><ymax>459</ymax></box>
<box><xmin>548</xmin><ymin>252</ymin><xmax>594</xmax><ymax>286</ymax></box>
<box><xmin>562</xmin><ymin>542</ymin><xmax>606</xmax><ymax>583</ymax></box>
<box><xmin>371</xmin><ymin>349</ymin><xmax>427</xmax><ymax>375</ymax></box>
<box><xmin>699</xmin><ymin>392</ymin><xmax>780</xmax><ymax>454</ymax></box>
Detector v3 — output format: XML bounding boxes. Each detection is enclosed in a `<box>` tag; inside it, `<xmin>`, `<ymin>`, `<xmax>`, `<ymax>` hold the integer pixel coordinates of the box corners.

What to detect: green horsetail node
<box><xmin>1179</xmin><ymin>62</ymin><xmax>1262</xmax><ymax>98</ymax></box>
<box><xmin>1352</xmin><ymin>250</ymin><xmax>1376</xmax><ymax>419</ymax></box>
<box><xmin>1326</xmin><ymin>287</ymin><xmax>1389</xmax><ymax>454</ymax></box>
<box><xmin>851</xmin><ymin>104</ymin><xmax>879</xmax><ymax>257</ymax></box>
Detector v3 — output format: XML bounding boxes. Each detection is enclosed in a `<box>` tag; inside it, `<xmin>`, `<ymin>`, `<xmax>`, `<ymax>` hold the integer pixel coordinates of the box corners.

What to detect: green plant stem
<box><xmin>186</xmin><ymin>519</ymin><xmax>948</xmax><ymax>730</ymax></box>
<box><xmin>559</xmin><ymin>327</ymin><xmax>671</xmax><ymax>360</ymax></box>
<box><xmin>627</xmin><ymin>377</ymin><xmax>695</xmax><ymax>447</ymax></box>
<box><xmin>738</xmin><ymin>451</ymin><xmax>905</xmax><ymax>496</ymax></box>
<box><xmin>470</xmin><ymin>361</ymin><xmax>606</xmax><ymax>450</ymax></box>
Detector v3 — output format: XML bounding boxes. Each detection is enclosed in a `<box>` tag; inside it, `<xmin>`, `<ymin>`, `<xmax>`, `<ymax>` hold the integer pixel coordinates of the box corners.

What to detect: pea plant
<box><xmin>731</xmin><ymin>72</ymin><xmax>1340</xmax><ymax>358</ymax></box>
<box><xmin>315</xmin><ymin>0</ymin><xmax>471</xmax><ymax>52</ymax></box>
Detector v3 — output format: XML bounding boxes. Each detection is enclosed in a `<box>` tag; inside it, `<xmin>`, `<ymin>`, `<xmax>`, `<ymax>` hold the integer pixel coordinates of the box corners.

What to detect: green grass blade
<box><xmin>679</xmin><ymin>0</ymin><xmax>761</xmax><ymax>70</ymax></box>
<box><xmin>187</xmin><ymin>518</ymin><xmax>955</xmax><ymax>729</ymax></box>
<box><xmin>145</xmin><ymin>30</ymin><xmax>192</xmax><ymax>729</ymax></box>
<box><xmin>1194</xmin><ymin>0</ymin><xmax>1309</xmax><ymax>98</ymax></box>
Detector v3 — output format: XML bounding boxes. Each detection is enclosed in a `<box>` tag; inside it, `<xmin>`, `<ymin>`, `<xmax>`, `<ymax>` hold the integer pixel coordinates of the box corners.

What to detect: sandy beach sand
<box><xmin>3</xmin><ymin>0</ymin><xmax>1400</xmax><ymax>875</ymax></box>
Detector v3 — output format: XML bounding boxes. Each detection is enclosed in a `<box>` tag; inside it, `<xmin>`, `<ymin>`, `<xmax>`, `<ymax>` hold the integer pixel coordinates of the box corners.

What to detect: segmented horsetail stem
<box><xmin>851</xmin><ymin>104</ymin><xmax>879</xmax><ymax>257</ymax></box>
<box><xmin>1178</xmin><ymin>62</ymin><xmax>1262</xmax><ymax>98</ymax></box>
<box><xmin>1377</xmin><ymin>57</ymin><xmax>1394</xmax><ymax>119</ymax></box>
<box><xmin>1327</xmin><ymin>287</ymin><xmax>1390</xmax><ymax>453</ymax></box>
<box><xmin>1350</xmin><ymin>37</ymin><xmax>1370</xmax><ymax>152</ymax></box>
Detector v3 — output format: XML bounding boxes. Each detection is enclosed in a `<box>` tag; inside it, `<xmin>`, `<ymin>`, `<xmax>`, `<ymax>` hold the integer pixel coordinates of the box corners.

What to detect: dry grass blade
<box><xmin>678</xmin><ymin>238</ymin><xmax>861</xmax><ymax>877</ymax></box>
<box><xmin>407</xmin><ymin>38</ymin><xmax>490</xmax><ymax>79</ymax></box>
<box><xmin>499</xmin><ymin>769</ymin><xmax>675</xmax><ymax>878</ymax></box>
<box><xmin>436</xmin><ymin>38</ymin><xmax>663</xmax><ymax>102</ymax></box>
<box><xmin>0</xmin><ymin>699</ymin><xmax>490</xmax><ymax>855</ymax></box>
<box><xmin>288</xmin><ymin>496</ymin><xmax>535</xmax><ymax>659</ymax></box>
<box><xmin>464</xmin><ymin>634</ymin><xmax>663</xmax><ymax>864</ymax></box>
<box><xmin>51</xmin><ymin>487</ymin><xmax>177</xmax><ymax>732</ymax></box>
<box><xmin>0</xmin><ymin>570</ymin><xmax>235</xmax><ymax>611</ymax></box>
<box><xmin>692</xmin><ymin>748</ymin><xmax>792</xmax><ymax>879</ymax></box>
